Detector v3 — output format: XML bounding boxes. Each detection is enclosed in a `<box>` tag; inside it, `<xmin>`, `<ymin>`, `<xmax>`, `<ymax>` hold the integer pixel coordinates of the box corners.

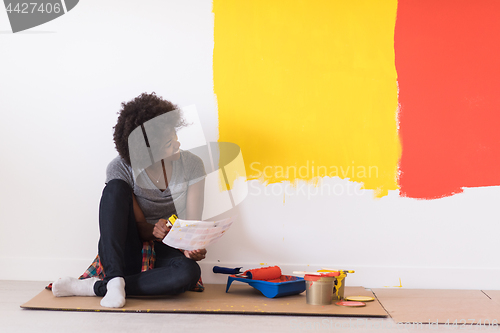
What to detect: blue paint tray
<box><xmin>225</xmin><ymin>275</ymin><xmax>305</xmax><ymax>298</ymax></box>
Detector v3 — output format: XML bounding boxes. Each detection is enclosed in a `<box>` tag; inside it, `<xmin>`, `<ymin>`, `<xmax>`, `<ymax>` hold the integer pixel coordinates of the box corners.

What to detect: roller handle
<box><xmin>213</xmin><ymin>266</ymin><xmax>243</xmax><ymax>275</ymax></box>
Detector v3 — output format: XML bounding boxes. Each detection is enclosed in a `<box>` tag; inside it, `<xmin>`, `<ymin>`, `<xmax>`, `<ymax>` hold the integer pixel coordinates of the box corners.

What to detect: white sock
<box><xmin>100</xmin><ymin>277</ymin><xmax>126</xmax><ymax>308</ymax></box>
<box><xmin>52</xmin><ymin>277</ymin><xmax>98</xmax><ymax>297</ymax></box>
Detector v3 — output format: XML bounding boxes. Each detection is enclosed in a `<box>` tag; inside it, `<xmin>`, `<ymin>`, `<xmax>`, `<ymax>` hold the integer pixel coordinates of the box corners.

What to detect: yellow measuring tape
<box><xmin>166</xmin><ymin>214</ymin><xmax>178</xmax><ymax>227</ymax></box>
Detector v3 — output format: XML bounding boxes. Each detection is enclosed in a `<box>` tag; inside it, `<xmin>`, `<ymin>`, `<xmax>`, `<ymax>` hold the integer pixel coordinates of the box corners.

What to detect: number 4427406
<box><xmin>6</xmin><ymin>2</ymin><xmax>62</xmax><ymax>14</ymax></box>
<box><xmin>443</xmin><ymin>319</ymin><xmax>498</xmax><ymax>328</ymax></box>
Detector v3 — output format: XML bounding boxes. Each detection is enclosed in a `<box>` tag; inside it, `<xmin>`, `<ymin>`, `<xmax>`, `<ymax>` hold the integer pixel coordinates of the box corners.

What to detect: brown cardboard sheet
<box><xmin>372</xmin><ymin>288</ymin><xmax>500</xmax><ymax>324</ymax></box>
<box><xmin>21</xmin><ymin>284</ymin><xmax>387</xmax><ymax>317</ymax></box>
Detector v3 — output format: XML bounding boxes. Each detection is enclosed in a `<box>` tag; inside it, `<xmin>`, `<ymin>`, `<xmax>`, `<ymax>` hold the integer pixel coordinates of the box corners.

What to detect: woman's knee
<box><xmin>174</xmin><ymin>257</ymin><xmax>201</xmax><ymax>288</ymax></box>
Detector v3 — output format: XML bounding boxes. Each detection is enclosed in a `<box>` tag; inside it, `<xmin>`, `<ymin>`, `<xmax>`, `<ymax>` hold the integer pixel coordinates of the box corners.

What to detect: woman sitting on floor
<box><xmin>52</xmin><ymin>92</ymin><xmax>207</xmax><ymax>308</ymax></box>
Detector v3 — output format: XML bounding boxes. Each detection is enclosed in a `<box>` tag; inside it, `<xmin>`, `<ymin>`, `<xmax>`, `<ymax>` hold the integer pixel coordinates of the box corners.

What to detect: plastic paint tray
<box><xmin>225</xmin><ymin>275</ymin><xmax>306</xmax><ymax>298</ymax></box>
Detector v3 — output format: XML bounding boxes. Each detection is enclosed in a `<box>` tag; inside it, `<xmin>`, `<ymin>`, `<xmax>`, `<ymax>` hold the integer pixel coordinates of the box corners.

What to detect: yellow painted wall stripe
<box><xmin>214</xmin><ymin>0</ymin><xmax>400</xmax><ymax>197</ymax></box>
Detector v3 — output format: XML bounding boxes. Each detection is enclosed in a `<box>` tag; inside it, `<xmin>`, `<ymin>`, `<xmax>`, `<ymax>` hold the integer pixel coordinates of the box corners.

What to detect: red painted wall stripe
<box><xmin>396</xmin><ymin>0</ymin><xmax>500</xmax><ymax>199</ymax></box>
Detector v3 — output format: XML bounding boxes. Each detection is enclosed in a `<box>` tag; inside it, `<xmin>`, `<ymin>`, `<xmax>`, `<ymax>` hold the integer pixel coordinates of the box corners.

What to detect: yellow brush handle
<box><xmin>166</xmin><ymin>214</ymin><xmax>178</xmax><ymax>227</ymax></box>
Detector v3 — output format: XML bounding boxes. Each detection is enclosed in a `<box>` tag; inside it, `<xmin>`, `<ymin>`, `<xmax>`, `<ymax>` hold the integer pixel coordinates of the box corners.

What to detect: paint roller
<box><xmin>213</xmin><ymin>266</ymin><xmax>282</xmax><ymax>281</ymax></box>
<box><xmin>244</xmin><ymin>266</ymin><xmax>282</xmax><ymax>280</ymax></box>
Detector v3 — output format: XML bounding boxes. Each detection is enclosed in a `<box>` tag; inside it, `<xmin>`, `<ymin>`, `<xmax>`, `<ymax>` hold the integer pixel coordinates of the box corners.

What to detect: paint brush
<box><xmin>292</xmin><ymin>271</ymin><xmax>340</xmax><ymax>276</ymax></box>
<box><xmin>320</xmin><ymin>268</ymin><xmax>355</xmax><ymax>273</ymax></box>
<box><xmin>292</xmin><ymin>271</ymin><xmax>321</xmax><ymax>276</ymax></box>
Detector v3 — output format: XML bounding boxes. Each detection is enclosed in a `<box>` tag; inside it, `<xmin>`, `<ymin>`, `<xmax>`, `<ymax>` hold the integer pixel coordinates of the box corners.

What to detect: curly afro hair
<box><xmin>113</xmin><ymin>92</ymin><xmax>186</xmax><ymax>165</ymax></box>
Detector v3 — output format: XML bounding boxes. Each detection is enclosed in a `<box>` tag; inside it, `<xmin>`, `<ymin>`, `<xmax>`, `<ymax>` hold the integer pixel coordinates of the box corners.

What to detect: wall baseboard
<box><xmin>1</xmin><ymin>257</ymin><xmax>499</xmax><ymax>290</ymax></box>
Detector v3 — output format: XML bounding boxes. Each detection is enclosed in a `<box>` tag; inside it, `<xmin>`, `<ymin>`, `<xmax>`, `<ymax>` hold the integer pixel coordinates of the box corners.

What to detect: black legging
<box><xmin>93</xmin><ymin>179</ymin><xmax>201</xmax><ymax>297</ymax></box>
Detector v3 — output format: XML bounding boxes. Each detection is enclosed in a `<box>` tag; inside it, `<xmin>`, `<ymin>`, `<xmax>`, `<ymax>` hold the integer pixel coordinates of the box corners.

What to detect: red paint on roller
<box><xmin>244</xmin><ymin>266</ymin><xmax>282</xmax><ymax>281</ymax></box>
<box><xmin>396</xmin><ymin>0</ymin><xmax>500</xmax><ymax>199</ymax></box>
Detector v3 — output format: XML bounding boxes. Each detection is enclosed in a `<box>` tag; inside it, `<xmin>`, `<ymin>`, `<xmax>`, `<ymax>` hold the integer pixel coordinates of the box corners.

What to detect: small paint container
<box><xmin>304</xmin><ymin>274</ymin><xmax>336</xmax><ymax>305</ymax></box>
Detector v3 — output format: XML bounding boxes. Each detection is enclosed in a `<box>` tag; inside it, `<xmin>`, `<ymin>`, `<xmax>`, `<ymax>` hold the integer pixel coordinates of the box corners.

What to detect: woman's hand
<box><xmin>184</xmin><ymin>248</ymin><xmax>207</xmax><ymax>261</ymax></box>
<box><xmin>153</xmin><ymin>218</ymin><xmax>172</xmax><ymax>241</ymax></box>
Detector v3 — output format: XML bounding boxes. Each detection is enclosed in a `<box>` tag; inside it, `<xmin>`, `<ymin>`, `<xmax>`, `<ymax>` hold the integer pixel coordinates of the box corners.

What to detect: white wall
<box><xmin>0</xmin><ymin>1</ymin><xmax>498</xmax><ymax>289</ymax></box>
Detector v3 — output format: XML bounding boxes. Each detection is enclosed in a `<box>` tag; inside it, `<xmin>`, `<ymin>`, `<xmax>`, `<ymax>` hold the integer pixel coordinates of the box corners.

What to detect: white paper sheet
<box><xmin>162</xmin><ymin>217</ymin><xmax>234</xmax><ymax>251</ymax></box>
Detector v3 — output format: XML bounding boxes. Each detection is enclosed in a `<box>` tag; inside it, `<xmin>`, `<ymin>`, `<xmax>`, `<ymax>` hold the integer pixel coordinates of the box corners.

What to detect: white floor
<box><xmin>1</xmin><ymin>280</ymin><xmax>492</xmax><ymax>333</ymax></box>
